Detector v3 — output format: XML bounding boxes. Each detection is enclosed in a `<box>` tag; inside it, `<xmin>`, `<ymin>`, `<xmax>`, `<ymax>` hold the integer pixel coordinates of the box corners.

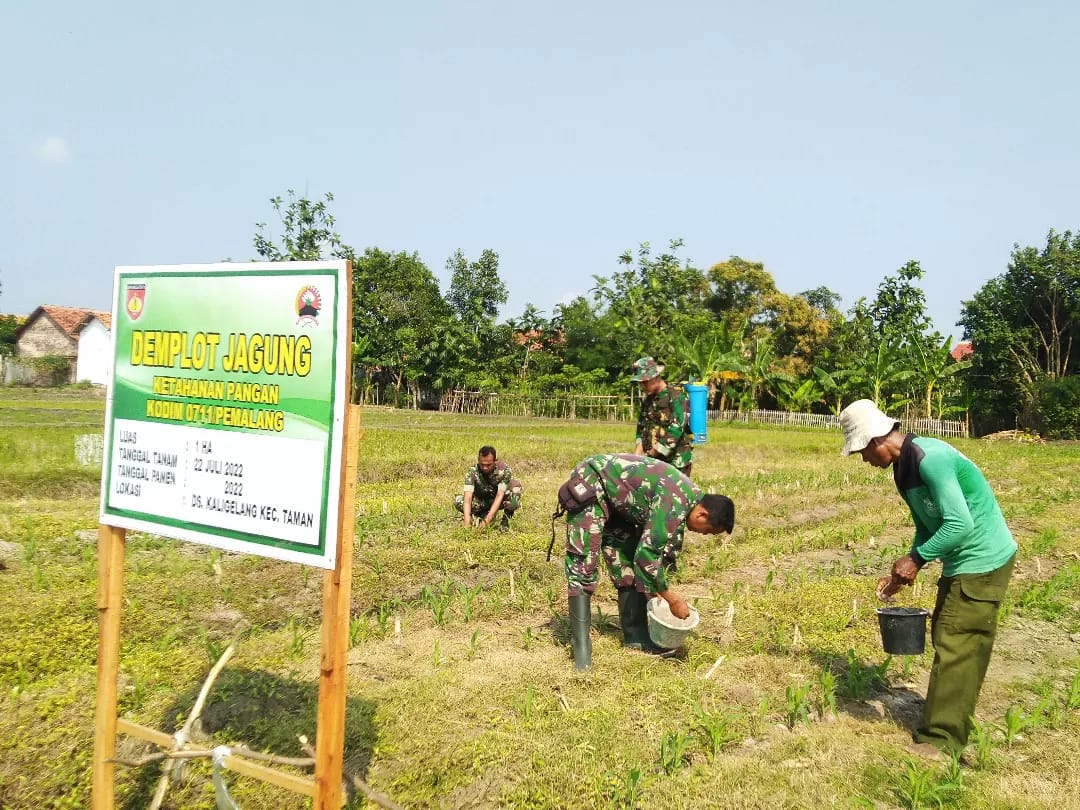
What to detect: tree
<box><xmin>907</xmin><ymin>335</ymin><xmax>972</xmax><ymax>419</ymax></box>
<box><xmin>253</xmin><ymin>191</ymin><xmax>353</xmax><ymax>261</ymax></box>
<box><xmin>871</xmin><ymin>260</ymin><xmax>934</xmax><ymax>345</ymax></box>
<box><xmin>351</xmin><ymin>248</ymin><xmax>451</xmax><ymax>404</ymax></box>
<box><xmin>446</xmin><ymin>249</ymin><xmax>508</xmax><ymax>332</ymax></box>
<box><xmin>959</xmin><ymin>229</ymin><xmax>1080</xmax><ymax>433</ymax></box>
<box><xmin>707</xmin><ymin>256</ymin><xmax>780</xmax><ymax>327</ymax></box>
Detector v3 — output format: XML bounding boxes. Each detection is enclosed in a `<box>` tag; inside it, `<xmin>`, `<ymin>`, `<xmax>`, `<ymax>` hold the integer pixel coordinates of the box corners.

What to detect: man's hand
<box><xmin>463</xmin><ymin>515</ymin><xmax>471</xmax><ymax>528</ymax></box>
<box><xmin>891</xmin><ymin>554</ymin><xmax>920</xmax><ymax>584</ymax></box>
<box><xmin>663</xmin><ymin>592</ymin><xmax>690</xmax><ymax>620</ymax></box>
<box><xmin>634</xmin><ymin>442</ymin><xmax>644</xmax><ymax>456</ymax></box>
<box><xmin>876</xmin><ymin>575</ymin><xmax>902</xmax><ymax>602</ymax></box>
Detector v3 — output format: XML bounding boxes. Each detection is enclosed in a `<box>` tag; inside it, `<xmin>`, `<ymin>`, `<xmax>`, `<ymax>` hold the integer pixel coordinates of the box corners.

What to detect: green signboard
<box><xmin>99</xmin><ymin>261</ymin><xmax>350</xmax><ymax>569</ymax></box>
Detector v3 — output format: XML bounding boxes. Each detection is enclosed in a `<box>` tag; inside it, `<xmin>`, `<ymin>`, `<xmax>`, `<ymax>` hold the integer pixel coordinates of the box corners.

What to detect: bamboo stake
<box><xmin>314</xmin><ymin>403</ymin><xmax>362</xmax><ymax>810</ymax></box>
<box><xmin>92</xmin><ymin>524</ymin><xmax>126</xmax><ymax>810</ymax></box>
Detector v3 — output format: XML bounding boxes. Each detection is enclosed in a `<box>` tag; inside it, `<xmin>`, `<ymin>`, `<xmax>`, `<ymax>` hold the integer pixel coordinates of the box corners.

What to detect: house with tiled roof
<box><xmin>13</xmin><ymin>305</ymin><xmax>113</xmax><ymax>385</ymax></box>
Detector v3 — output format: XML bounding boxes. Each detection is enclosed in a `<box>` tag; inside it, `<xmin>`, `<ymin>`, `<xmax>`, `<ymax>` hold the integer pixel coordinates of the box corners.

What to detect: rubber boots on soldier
<box><xmin>617</xmin><ymin>587</ymin><xmax>667</xmax><ymax>654</ymax></box>
<box><xmin>499</xmin><ymin>512</ymin><xmax>511</xmax><ymax>531</ymax></box>
<box><xmin>568</xmin><ymin>593</ymin><xmax>592</xmax><ymax>671</ymax></box>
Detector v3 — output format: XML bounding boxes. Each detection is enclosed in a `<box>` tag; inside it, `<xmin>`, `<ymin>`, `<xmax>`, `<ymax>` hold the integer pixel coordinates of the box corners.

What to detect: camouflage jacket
<box><xmin>636</xmin><ymin>384</ymin><xmax>693</xmax><ymax>470</ymax></box>
<box><xmin>463</xmin><ymin>460</ymin><xmax>513</xmax><ymax>504</ymax></box>
<box><xmin>579</xmin><ymin>453</ymin><xmax>703</xmax><ymax>593</ymax></box>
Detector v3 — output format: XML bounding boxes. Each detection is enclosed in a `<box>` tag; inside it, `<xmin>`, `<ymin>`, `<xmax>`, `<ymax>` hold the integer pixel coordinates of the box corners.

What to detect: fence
<box><xmin>440</xmin><ymin>391</ymin><xmax>636</xmax><ymax>421</ymax></box>
<box><xmin>712</xmin><ymin>409</ymin><xmax>968</xmax><ymax>439</ymax></box>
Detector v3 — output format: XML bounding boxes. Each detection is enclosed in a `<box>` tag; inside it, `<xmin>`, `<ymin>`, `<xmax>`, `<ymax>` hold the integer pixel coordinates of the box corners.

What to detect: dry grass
<box><xmin>1</xmin><ymin>394</ymin><xmax>1079</xmax><ymax>808</ymax></box>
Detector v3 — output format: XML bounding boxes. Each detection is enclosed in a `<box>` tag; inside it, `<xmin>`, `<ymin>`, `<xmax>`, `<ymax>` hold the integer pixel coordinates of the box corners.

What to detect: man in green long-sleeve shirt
<box><xmin>840</xmin><ymin>399</ymin><xmax>1017</xmax><ymax>758</ymax></box>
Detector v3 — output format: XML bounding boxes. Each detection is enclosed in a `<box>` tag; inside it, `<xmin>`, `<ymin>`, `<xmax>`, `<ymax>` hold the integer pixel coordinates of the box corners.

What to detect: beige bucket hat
<box><xmin>839</xmin><ymin>399</ymin><xmax>900</xmax><ymax>456</ymax></box>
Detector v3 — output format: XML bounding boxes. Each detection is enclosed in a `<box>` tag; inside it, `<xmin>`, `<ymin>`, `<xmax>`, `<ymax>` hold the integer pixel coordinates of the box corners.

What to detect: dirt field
<box><xmin>1</xmin><ymin>392</ymin><xmax>1078</xmax><ymax>808</ymax></box>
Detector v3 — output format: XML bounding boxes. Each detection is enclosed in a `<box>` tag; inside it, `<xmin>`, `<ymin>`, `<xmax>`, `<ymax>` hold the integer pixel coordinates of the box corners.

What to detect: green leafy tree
<box><xmin>0</xmin><ymin>314</ymin><xmax>18</xmax><ymax>356</ymax></box>
<box><xmin>593</xmin><ymin>239</ymin><xmax>711</xmax><ymax>363</ymax></box>
<box><xmin>253</xmin><ymin>191</ymin><xmax>353</xmax><ymax>261</ymax></box>
<box><xmin>446</xmin><ymin>249</ymin><xmax>508</xmax><ymax>333</ymax></box>
<box><xmin>959</xmin><ymin>229</ymin><xmax>1080</xmax><ymax>433</ymax></box>
<box><xmin>871</xmin><ymin>260</ymin><xmax>935</xmax><ymax>347</ymax></box>
<box><xmin>908</xmin><ymin>335</ymin><xmax>972</xmax><ymax>418</ymax></box>
<box><xmin>843</xmin><ymin>339</ymin><xmax>915</xmax><ymax>409</ymax></box>
<box><xmin>352</xmin><ymin>248</ymin><xmax>452</xmax><ymax>404</ymax></box>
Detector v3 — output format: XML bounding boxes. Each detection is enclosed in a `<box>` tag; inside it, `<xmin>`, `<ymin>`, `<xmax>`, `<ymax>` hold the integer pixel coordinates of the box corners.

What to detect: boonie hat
<box><xmin>839</xmin><ymin>399</ymin><xmax>900</xmax><ymax>456</ymax></box>
<box><xmin>630</xmin><ymin>356</ymin><xmax>664</xmax><ymax>381</ymax></box>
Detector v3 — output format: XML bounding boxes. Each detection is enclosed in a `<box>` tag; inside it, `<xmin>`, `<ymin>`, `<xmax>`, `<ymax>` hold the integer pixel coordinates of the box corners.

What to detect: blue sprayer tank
<box><xmin>685</xmin><ymin>383</ymin><xmax>708</xmax><ymax>444</ymax></box>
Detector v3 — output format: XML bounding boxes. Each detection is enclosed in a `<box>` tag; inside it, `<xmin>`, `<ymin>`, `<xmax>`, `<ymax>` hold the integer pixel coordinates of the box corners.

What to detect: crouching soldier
<box><xmin>559</xmin><ymin>453</ymin><xmax>734</xmax><ymax>670</ymax></box>
<box><xmin>454</xmin><ymin>445</ymin><xmax>523</xmax><ymax>530</ymax></box>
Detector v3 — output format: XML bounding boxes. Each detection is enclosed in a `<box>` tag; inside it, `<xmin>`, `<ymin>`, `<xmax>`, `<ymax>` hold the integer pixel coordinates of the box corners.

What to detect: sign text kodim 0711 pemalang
<box><xmin>99</xmin><ymin>262</ymin><xmax>351</xmax><ymax>569</ymax></box>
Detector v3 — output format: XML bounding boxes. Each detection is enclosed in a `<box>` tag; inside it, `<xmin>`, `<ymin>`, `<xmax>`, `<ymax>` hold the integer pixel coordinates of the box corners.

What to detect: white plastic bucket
<box><xmin>646</xmin><ymin>597</ymin><xmax>700</xmax><ymax>649</ymax></box>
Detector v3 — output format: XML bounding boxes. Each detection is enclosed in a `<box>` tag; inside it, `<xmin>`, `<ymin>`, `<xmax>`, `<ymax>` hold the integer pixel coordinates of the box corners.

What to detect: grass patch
<box><xmin>2</xmin><ymin>399</ymin><xmax>1079</xmax><ymax>808</ymax></box>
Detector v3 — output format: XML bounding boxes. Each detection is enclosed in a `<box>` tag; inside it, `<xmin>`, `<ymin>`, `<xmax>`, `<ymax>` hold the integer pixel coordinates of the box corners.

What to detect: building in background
<box><xmin>12</xmin><ymin>305</ymin><xmax>112</xmax><ymax>385</ymax></box>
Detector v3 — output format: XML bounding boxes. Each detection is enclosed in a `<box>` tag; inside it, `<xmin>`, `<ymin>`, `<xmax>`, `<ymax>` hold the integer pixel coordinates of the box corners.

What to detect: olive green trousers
<box><xmin>915</xmin><ymin>554</ymin><xmax>1016</xmax><ymax>753</ymax></box>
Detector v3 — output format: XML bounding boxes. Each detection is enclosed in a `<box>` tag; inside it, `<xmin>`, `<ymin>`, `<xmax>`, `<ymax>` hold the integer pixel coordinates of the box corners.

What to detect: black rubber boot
<box><xmin>617</xmin><ymin>587</ymin><xmax>667</xmax><ymax>653</ymax></box>
<box><xmin>568</xmin><ymin>593</ymin><xmax>592</xmax><ymax>671</ymax></box>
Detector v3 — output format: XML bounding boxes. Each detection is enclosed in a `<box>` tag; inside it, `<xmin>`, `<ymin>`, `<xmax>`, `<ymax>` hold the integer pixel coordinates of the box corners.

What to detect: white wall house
<box><xmin>75</xmin><ymin>316</ymin><xmax>111</xmax><ymax>385</ymax></box>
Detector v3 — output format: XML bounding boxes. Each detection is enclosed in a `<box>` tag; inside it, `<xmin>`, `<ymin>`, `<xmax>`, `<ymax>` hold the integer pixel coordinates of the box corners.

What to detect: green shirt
<box><xmin>893</xmin><ymin>435</ymin><xmax>1016</xmax><ymax>577</ymax></box>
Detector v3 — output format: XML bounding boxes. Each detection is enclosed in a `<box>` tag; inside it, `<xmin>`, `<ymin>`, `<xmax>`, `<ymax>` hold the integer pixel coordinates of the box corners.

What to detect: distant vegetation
<box><xmin>254</xmin><ymin>191</ymin><xmax>1080</xmax><ymax>438</ymax></box>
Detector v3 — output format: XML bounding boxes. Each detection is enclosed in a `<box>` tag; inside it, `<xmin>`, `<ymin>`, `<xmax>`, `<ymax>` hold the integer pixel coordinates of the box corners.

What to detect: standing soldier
<box><xmin>631</xmin><ymin>356</ymin><xmax>694</xmax><ymax>476</ymax></box>
<box><xmin>454</xmin><ymin>445</ymin><xmax>523</xmax><ymax>530</ymax></box>
<box><xmin>560</xmin><ymin>453</ymin><xmax>735</xmax><ymax>670</ymax></box>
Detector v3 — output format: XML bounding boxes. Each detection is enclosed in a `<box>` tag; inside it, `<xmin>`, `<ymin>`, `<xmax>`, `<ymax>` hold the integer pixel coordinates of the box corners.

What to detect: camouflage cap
<box><xmin>630</xmin><ymin>356</ymin><xmax>665</xmax><ymax>381</ymax></box>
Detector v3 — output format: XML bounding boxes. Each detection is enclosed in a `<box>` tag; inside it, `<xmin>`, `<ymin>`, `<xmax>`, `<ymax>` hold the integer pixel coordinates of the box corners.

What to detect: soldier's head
<box><xmin>630</xmin><ymin>356</ymin><xmax>666</xmax><ymax>394</ymax></box>
<box><xmin>477</xmin><ymin>446</ymin><xmax>497</xmax><ymax>474</ymax></box>
<box><xmin>687</xmin><ymin>494</ymin><xmax>735</xmax><ymax>536</ymax></box>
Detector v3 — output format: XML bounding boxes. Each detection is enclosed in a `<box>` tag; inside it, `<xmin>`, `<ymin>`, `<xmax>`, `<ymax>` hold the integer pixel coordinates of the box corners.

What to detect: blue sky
<box><xmin>3</xmin><ymin>1</ymin><xmax>1078</xmax><ymax>341</ymax></box>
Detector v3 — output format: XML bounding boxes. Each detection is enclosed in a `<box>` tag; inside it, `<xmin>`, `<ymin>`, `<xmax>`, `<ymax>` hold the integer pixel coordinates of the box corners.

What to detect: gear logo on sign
<box><xmin>295</xmin><ymin>285</ymin><xmax>322</xmax><ymax>327</ymax></box>
<box><xmin>126</xmin><ymin>284</ymin><xmax>146</xmax><ymax>320</ymax></box>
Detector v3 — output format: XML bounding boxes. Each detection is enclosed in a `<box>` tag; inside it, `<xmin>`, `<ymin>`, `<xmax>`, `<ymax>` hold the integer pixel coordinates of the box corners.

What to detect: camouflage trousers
<box><xmin>564</xmin><ymin>504</ymin><xmax>648</xmax><ymax>597</ymax></box>
<box><xmin>453</xmin><ymin>480</ymin><xmax>523</xmax><ymax>517</ymax></box>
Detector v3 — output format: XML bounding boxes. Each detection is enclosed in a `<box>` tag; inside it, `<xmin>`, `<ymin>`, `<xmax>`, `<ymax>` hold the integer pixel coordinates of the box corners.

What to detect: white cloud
<box><xmin>32</xmin><ymin>136</ymin><xmax>71</xmax><ymax>164</ymax></box>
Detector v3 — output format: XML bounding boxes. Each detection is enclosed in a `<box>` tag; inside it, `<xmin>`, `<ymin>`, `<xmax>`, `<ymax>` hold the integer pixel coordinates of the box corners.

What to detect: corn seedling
<box><xmin>659</xmin><ymin>730</ymin><xmax>692</xmax><ymax>774</ymax></box>
<box><xmin>432</xmin><ymin>639</ymin><xmax>443</xmax><ymax>668</ymax></box>
<box><xmin>695</xmin><ymin>706</ymin><xmax>741</xmax><ymax>758</ymax></box>
<box><xmin>522</xmin><ymin>626</ymin><xmax>537</xmax><ymax>650</ymax></box>
<box><xmin>893</xmin><ymin>756</ymin><xmax>959</xmax><ymax>810</ymax></box>
<box><xmin>839</xmin><ymin>649</ymin><xmax>890</xmax><ymax>700</ymax></box>
<box><xmin>286</xmin><ymin>618</ymin><xmax>311</xmax><ymax>658</ymax></box>
<box><xmin>348</xmin><ymin>616</ymin><xmax>366</xmax><ymax>648</ymax></box>
<box><xmin>969</xmin><ymin>717</ymin><xmax>998</xmax><ymax>769</ymax></box>
<box><xmin>520</xmin><ymin>684</ymin><xmax>537</xmax><ymax>720</ymax></box>
<box><xmin>816</xmin><ymin>669</ymin><xmax>838</xmax><ymax>718</ymax></box>
<box><xmin>459</xmin><ymin>583</ymin><xmax>482</xmax><ymax>622</ymax></box>
<box><xmin>785</xmin><ymin>682</ymin><xmax>813</xmax><ymax>729</ymax></box>
<box><xmin>1002</xmin><ymin>704</ymin><xmax>1034</xmax><ymax>746</ymax></box>
<box><xmin>1065</xmin><ymin>664</ymin><xmax>1080</xmax><ymax>711</ymax></box>
<box><xmin>421</xmin><ymin>582</ymin><xmax>453</xmax><ymax>626</ymax></box>
<box><xmin>467</xmin><ymin>629</ymin><xmax>482</xmax><ymax>660</ymax></box>
<box><xmin>608</xmin><ymin>768</ymin><xmax>645</xmax><ymax>809</ymax></box>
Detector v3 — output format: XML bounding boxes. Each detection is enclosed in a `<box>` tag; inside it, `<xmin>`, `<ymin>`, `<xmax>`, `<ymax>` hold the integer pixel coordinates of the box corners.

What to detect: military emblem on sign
<box><xmin>126</xmin><ymin>284</ymin><xmax>146</xmax><ymax>321</ymax></box>
<box><xmin>295</xmin><ymin>285</ymin><xmax>322</xmax><ymax>327</ymax></box>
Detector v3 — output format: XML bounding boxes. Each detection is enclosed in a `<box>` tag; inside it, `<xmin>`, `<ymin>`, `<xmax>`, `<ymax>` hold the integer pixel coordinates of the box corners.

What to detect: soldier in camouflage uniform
<box><xmin>631</xmin><ymin>356</ymin><xmax>694</xmax><ymax>475</ymax></box>
<box><xmin>454</xmin><ymin>445</ymin><xmax>523</xmax><ymax>530</ymax></box>
<box><xmin>562</xmin><ymin>453</ymin><xmax>734</xmax><ymax>670</ymax></box>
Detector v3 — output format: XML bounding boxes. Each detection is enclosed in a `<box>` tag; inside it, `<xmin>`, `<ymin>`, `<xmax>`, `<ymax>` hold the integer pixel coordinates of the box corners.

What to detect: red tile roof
<box><xmin>950</xmin><ymin>340</ymin><xmax>973</xmax><ymax>361</ymax></box>
<box><xmin>17</xmin><ymin>305</ymin><xmax>112</xmax><ymax>339</ymax></box>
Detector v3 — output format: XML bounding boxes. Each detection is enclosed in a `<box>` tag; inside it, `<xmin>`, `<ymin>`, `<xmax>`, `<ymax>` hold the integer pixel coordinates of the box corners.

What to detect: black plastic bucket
<box><xmin>876</xmin><ymin>607</ymin><xmax>930</xmax><ymax>655</ymax></box>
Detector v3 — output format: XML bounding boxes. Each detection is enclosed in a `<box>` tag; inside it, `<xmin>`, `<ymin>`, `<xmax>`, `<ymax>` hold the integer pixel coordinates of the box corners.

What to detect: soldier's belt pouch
<box><xmin>557</xmin><ymin>473</ymin><xmax>598</xmax><ymax>513</ymax></box>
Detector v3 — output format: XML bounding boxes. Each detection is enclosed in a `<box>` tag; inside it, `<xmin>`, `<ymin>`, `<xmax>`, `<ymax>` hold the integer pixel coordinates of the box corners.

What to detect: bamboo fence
<box><xmin>713</xmin><ymin>409</ymin><xmax>968</xmax><ymax>439</ymax></box>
